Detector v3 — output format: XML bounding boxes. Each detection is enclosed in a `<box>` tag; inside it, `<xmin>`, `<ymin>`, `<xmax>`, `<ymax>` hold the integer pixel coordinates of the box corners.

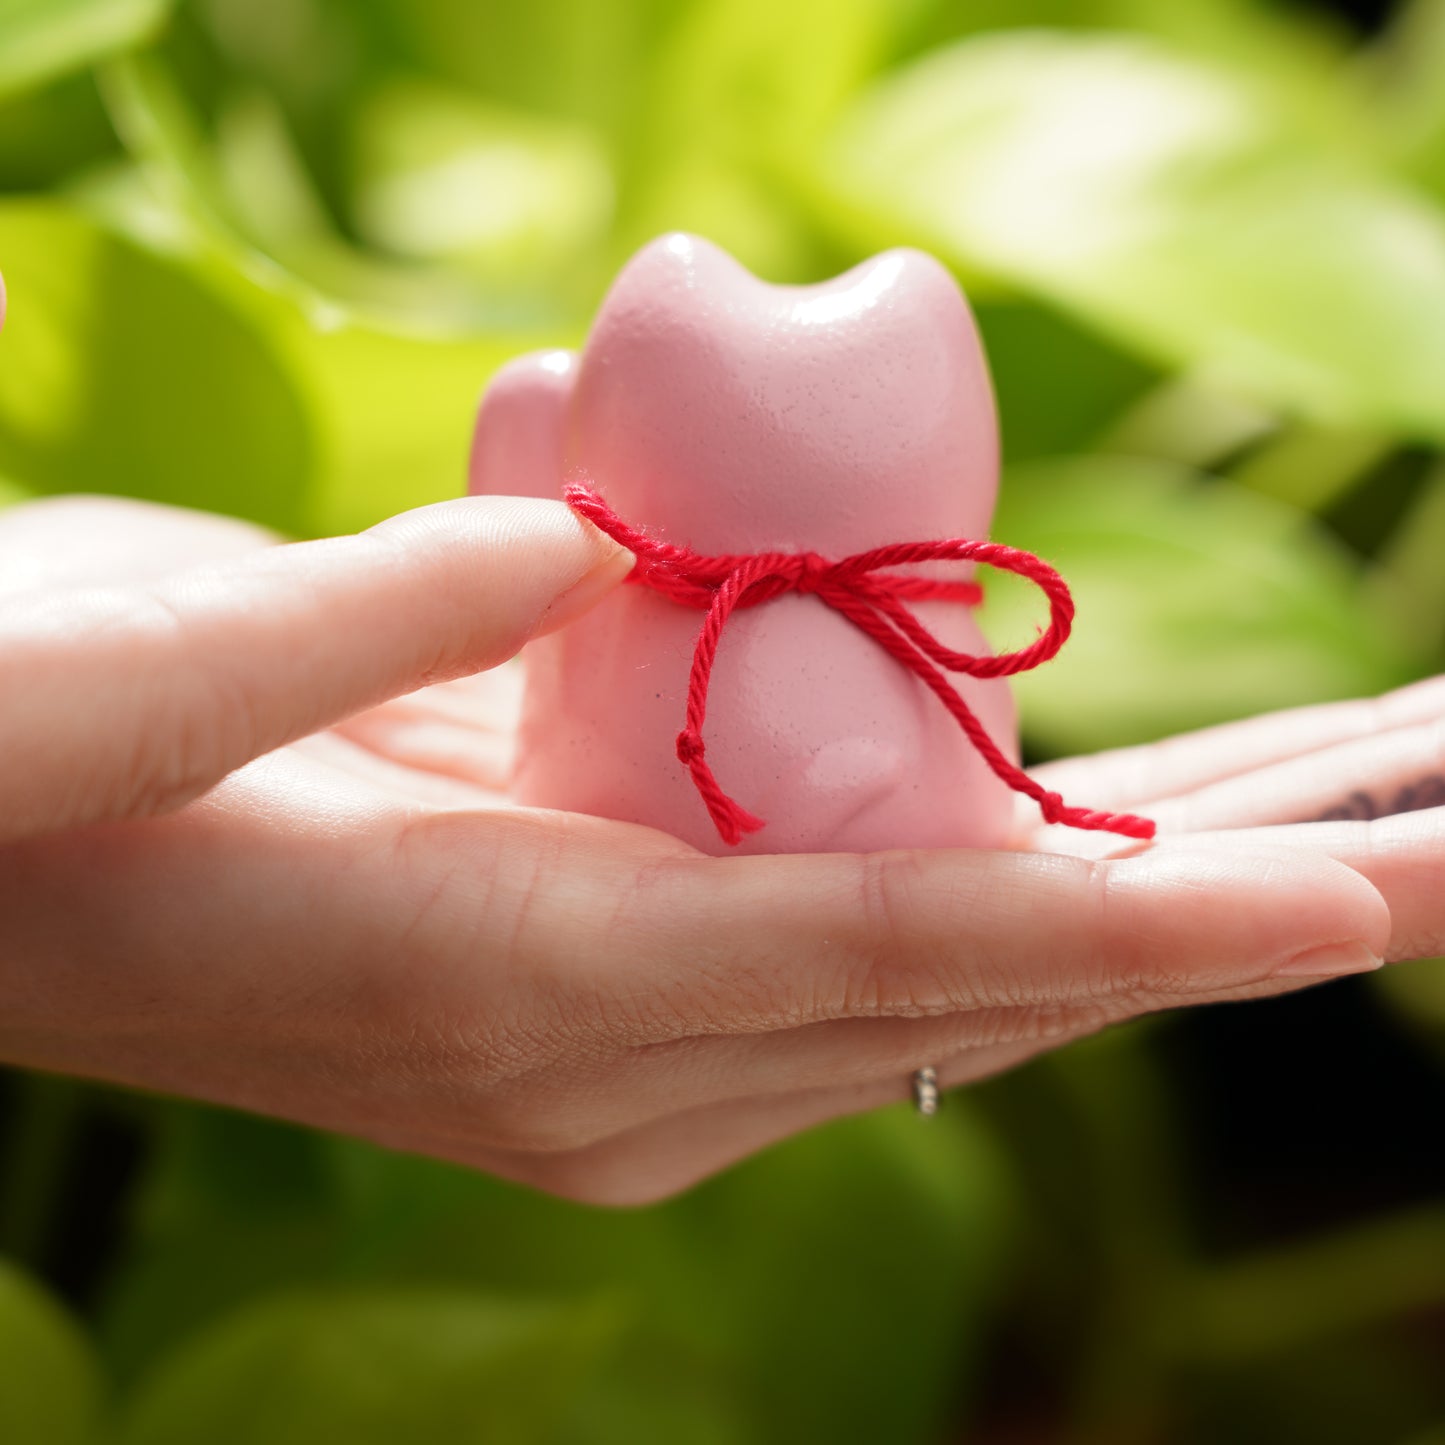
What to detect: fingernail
<box><xmin>539</xmin><ymin>546</ymin><xmax>635</xmax><ymax>636</ymax></box>
<box><xmin>1276</xmin><ymin>941</ymin><xmax>1384</xmax><ymax>979</ymax></box>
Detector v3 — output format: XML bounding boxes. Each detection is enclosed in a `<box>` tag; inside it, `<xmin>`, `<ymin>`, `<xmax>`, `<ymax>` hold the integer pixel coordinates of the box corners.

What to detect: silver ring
<box><xmin>911</xmin><ymin>1066</ymin><xmax>940</xmax><ymax>1117</ymax></box>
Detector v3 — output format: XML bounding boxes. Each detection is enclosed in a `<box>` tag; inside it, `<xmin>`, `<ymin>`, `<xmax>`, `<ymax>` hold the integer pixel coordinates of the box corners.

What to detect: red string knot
<box><xmin>563</xmin><ymin>480</ymin><xmax>1156</xmax><ymax>846</ymax></box>
<box><xmin>676</xmin><ymin>728</ymin><xmax>706</xmax><ymax>765</ymax></box>
<box><xmin>790</xmin><ymin>552</ymin><xmax>832</xmax><ymax>596</ymax></box>
<box><xmin>1038</xmin><ymin>791</ymin><xmax>1067</xmax><ymax>825</ymax></box>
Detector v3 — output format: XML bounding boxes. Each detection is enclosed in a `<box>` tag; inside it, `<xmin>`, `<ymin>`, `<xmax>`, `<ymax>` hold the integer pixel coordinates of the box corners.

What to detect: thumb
<box><xmin>0</xmin><ymin>496</ymin><xmax>631</xmax><ymax>841</ymax></box>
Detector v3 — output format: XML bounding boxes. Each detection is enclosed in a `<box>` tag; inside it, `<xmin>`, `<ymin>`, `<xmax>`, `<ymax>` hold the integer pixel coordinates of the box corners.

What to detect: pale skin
<box><xmin>0</xmin><ymin>494</ymin><xmax>1442</xmax><ymax>1206</ymax></box>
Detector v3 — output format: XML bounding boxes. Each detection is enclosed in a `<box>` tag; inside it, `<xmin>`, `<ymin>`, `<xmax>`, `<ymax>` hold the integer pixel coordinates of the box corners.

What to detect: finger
<box><xmin>468</xmin><ymin>959</ymin><xmax>1352</xmax><ymax>1205</ymax></box>
<box><xmin>0</xmin><ymin>495</ymin><xmax>631</xmax><ymax>840</ymax></box>
<box><xmin>1026</xmin><ymin>675</ymin><xmax>1445</xmax><ymax>815</ymax></box>
<box><xmin>1153</xmin><ymin>810</ymin><xmax>1445</xmax><ymax>963</ymax></box>
<box><xmin>465</xmin><ymin>968</ymin><xmax>1328</xmax><ymax>1162</ymax></box>
<box><xmin>184</xmin><ymin>807</ymin><xmax>1387</xmax><ymax>1160</ymax></box>
<box><xmin>0</xmin><ymin>758</ymin><xmax>1395</xmax><ymax>1205</ymax></box>
<box><xmin>1144</xmin><ymin>717</ymin><xmax>1445</xmax><ymax>833</ymax></box>
<box><xmin>0</xmin><ymin>495</ymin><xmax>276</xmax><ymax>595</ymax></box>
<box><xmin>388</xmin><ymin>812</ymin><xmax>1390</xmax><ymax>1051</ymax></box>
<box><xmin>398</xmin><ymin>1037</ymin><xmax>1079</xmax><ymax>1206</ymax></box>
<box><xmin>621</xmin><ymin>843</ymin><xmax>1390</xmax><ymax>1038</ymax></box>
<box><xmin>397</xmin><ymin>828</ymin><xmax>1389</xmax><ymax>1145</ymax></box>
<box><xmin>621</xmin><ymin>968</ymin><xmax>1340</xmax><ymax>1119</ymax></box>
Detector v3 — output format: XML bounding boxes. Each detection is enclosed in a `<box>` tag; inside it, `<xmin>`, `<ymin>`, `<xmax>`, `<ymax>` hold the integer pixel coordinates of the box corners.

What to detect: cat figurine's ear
<box><xmin>468</xmin><ymin>350</ymin><xmax>576</xmax><ymax>501</ymax></box>
<box><xmin>470</xmin><ymin>235</ymin><xmax>1018</xmax><ymax>856</ymax></box>
<box><xmin>563</xmin><ymin>232</ymin><xmax>1001</xmax><ymax>551</ymax></box>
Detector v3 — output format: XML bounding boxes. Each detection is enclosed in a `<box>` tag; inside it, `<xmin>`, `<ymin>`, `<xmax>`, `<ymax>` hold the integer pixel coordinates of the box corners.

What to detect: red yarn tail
<box><xmin>827</xmin><ymin>587</ymin><xmax>1155</xmax><ymax>841</ymax></box>
<box><xmin>675</xmin><ymin>726</ymin><xmax>766</xmax><ymax>845</ymax></box>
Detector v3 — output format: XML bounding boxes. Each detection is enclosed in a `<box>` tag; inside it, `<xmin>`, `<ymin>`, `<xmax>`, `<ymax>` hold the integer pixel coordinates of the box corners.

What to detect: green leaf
<box><xmin>974</xmin><ymin>298</ymin><xmax>1159</xmax><ymax>462</ymax></box>
<box><xmin>1101</xmin><ymin>373</ymin><xmax>1280</xmax><ymax>472</ymax></box>
<box><xmin>276</xmin><ymin>317</ymin><xmax>534</xmax><ymax>536</ymax></box>
<box><xmin>0</xmin><ymin>473</ymin><xmax>31</xmax><ymax>508</ymax></box>
<box><xmin>0</xmin><ymin>0</ymin><xmax>172</xmax><ymax>99</ymax></box>
<box><xmin>323</xmin><ymin>1103</ymin><xmax>1013</xmax><ymax>1445</ymax></box>
<box><xmin>99</xmin><ymin>56</ymin><xmax>551</xmax><ymax>334</ymax></box>
<box><xmin>646</xmin><ymin>0</ymin><xmax>906</xmax><ymax>165</ymax></box>
<box><xmin>363</xmin><ymin>0</ymin><xmax>658</xmax><ymax>125</ymax></box>
<box><xmin>0</xmin><ymin>199</ymin><xmax>313</xmax><ymax>531</ymax></box>
<box><xmin>58</xmin><ymin>166</ymin><xmax>533</xmax><ymax>535</ymax></box>
<box><xmin>1374</xmin><ymin>956</ymin><xmax>1445</xmax><ymax>1049</ymax></box>
<box><xmin>96</xmin><ymin>1107</ymin><xmax>346</xmax><ymax>1382</ymax></box>
<box><xmin>1163</xmin><ymin>1203</ymin><xmax>1445</xmax><ymax>1362</ymax></box>
<box><xmin>614</xmin><ymin>0</ymin><xmax>913</xmax><ymax>281</ymax></box>
<box><xmin>1367</xmin><ymin>0</ymin><xmax>1445</xmax><ymax>196</ymax></box>
<box><xmin>677</xmin><ymin>1108</ymin><xmax>1012</xmax><ymax>1444</ymax></box>
<box><xmin>1368</xmin><ymin>460</ymin><xmax>1445</xmax><ymax>658</ymax></box>
<box><xmin>903</xmin><ymin>0</ymin><xmax>1353</xmax><ymax>79</ymax></box>
<box><xmin>821</xmin><ymin>31</ymin><xmax>1445</xmax><ymax>443</ymax></box>
<box><xmin>0</xmin><ymin>73</ymin><xmax>118</xmax><ymax>191</ymax></box>
<box><xmin>118</xmin><ymin>1288</ymin><xmax>625</xmax><ymax>1445</ymax></box>
<box><xmin>985</xmin><ymin>457</ymin><xmax>1418</xmax><ymax>752</ymax></box>
<box><xmin>348</xmin><ymin>80</ymin><xmax>614</xmax><ymax>281</ymax></box>
<box><xmin>0</xmin><ymin>1258</ymin><xmax>104</xmax><ymax>1445</ymax></box>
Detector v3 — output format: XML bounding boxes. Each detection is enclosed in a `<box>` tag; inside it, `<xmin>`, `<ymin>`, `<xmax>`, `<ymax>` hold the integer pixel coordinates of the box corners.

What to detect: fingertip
<box><xmin>367</xmin><ymin>494</ymin><xmax>633</xmax><ymax>660</ymax></box>
<box><xmin>1293</xmin><ymin>852</ymin><xmax>1392</xmax><ymax>960</ymax></box>
<box><xmin>534</xmin><ymin>538</ymin><xmax>635</xmax><ymax>636</ymax></box>
<box><xmin>1115</xmin><ymin>842</ymin><xmax>1391</xmax><ymax>974</ymax></box>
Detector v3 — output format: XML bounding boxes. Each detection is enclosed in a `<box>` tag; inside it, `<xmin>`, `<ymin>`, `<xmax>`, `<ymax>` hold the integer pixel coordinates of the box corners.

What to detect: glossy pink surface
<box><xmin>469</xmin><ymin>234</ymin><xmax>1018</xmax><ymax>854</ymax></box>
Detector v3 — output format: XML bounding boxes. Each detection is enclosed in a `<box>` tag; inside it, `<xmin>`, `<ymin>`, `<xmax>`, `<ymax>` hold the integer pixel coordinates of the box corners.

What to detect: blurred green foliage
<box><xmin>2</xmin><ymin>0</ymin><xmax>1445</xmax><ymax>1440</ymax></box>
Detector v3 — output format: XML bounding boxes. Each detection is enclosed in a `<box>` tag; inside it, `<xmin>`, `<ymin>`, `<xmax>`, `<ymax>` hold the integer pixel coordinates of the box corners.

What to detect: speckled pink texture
<box><xmin>469</xmin><ymin>234</ymin><xmax>1018</xmax><ymax>854</ymax></box>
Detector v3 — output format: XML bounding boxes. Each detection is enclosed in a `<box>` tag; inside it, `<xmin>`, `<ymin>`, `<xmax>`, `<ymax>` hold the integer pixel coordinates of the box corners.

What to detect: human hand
<box><xmin>1</xmin><ymin>497</ymin><xmax>1438</xmax><ymax>1204</ymax></box>
<box><xmin>0</xmin><ymin>491</ymin><xmax>631</xmax><ymax>844</ymax></box>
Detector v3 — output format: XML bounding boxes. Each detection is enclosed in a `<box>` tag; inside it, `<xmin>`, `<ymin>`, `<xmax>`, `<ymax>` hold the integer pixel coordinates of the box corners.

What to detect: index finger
<box><xmin>0</xmin><ymin>495</ymin><xmax>629</xmax><ymax>842</ymax></box>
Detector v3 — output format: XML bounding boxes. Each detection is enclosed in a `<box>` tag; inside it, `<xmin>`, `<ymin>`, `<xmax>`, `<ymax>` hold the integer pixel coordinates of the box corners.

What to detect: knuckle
<box><xmin>1036</xmin><ymin>858</ymin><xmax>1136</xmax><ymax>1006</ymax></box>
<box><xmin>119</xmin><ymin>589</ymin><xmax>255</xmax><ymax>818</ymax></box>
<box><xmin>584</xmin><ymin>855</ymin><xmax>783</xmax><ymax>1042</ymax></box>
<box><xmin>858</xmin><ymin>851</ymin><xmax>916</xmax><ymax>962</ymax></box>
<box><xmin>840</xmin><ymin>854</ymin><xmax>952</xmax><ymax>1018</ymax></box>
<box><xmin>831</xmin><ymin>853</ymin><xmax>991</xmax><ymax>1020</ymax></box>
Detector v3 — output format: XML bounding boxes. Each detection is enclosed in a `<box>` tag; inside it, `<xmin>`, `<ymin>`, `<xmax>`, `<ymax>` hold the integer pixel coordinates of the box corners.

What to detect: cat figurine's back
<box><xmin>469</xmin><ymin>233</ymin><xmax>1018</xmax><ymax>854</ymax></box>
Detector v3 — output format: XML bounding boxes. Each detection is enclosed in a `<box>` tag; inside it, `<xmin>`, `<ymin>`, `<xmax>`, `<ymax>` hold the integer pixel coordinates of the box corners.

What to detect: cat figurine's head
<box><xmin>472</xmin><ymin>232</ymin><xmax>999</xmax><ymax>546</ymax></box>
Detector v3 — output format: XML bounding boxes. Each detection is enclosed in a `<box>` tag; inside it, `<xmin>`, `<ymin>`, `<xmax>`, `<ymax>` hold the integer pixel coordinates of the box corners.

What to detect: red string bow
<box><xmin>565</xmin><ymin>481</ymin><xmax>1155</xmax><ymax>846</ymax></box>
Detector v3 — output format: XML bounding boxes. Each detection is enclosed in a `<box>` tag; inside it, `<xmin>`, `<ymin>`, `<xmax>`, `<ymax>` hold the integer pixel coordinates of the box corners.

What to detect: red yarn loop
<box><xmin>565</xmin><ymin>480</ymin><xmax>1155</xmax><ymax>847</ymax></box>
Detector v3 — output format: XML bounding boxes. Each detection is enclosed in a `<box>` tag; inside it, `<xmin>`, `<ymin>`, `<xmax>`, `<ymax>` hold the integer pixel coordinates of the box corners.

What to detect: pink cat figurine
<box><xmin>468</xmin><ymin>233</ymin><xmax>1019</xmax><ymax>855</ymax></box>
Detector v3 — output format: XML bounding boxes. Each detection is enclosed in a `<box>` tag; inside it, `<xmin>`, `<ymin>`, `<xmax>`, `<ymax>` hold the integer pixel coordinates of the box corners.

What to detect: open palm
<box><xmin>0</xmin><ymin>496</ymin><xmax>1437</xmax><ymax>1203</ymax></box>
